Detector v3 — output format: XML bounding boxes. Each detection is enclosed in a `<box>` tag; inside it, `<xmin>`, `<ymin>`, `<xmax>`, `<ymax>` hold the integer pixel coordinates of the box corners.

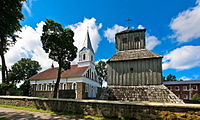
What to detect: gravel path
<box><xmin>0</xmin><ymin>107</ymin><xmax>90</xmax><ymax>120</ymax></box>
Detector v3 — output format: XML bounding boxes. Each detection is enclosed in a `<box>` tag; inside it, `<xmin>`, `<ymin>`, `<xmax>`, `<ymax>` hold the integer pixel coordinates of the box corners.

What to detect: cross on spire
<box><xmin>126</xmin><ymin>18</ymin><xmax>132</xmax><ymax>29</ymax></box>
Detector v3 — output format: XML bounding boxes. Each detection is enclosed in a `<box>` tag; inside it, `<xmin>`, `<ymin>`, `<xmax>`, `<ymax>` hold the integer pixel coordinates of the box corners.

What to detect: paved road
<box><xmin>0</xmin><ymin>107</ymin><xmax>90</xmax><ymax>120</ymax></box>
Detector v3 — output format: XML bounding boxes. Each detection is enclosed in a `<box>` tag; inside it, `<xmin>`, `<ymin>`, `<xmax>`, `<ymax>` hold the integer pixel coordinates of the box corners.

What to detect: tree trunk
<box><xmin>53</xmin><ymin>64</ymin><xmax>62</xmax><ymax>98</ymax></box>
<box><xmin>0</xmin><ymin>36</ymin><xmax>6</xmax><ymax>83</ymax></box>
<box><xmin>5</xmin><ymin>67</ymin><xmax>9</xmax><ymax>83</ymax></box>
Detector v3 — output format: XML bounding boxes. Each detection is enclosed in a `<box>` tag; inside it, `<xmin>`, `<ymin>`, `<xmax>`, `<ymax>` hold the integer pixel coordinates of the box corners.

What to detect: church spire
<box><xmin>83</xmin><ymin>27</ymin><xmax>94</xmax><ymax>53</ymax></box>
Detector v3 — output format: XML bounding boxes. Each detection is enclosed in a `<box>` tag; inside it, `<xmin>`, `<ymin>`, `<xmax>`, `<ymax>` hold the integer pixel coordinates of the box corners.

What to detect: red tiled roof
<box><xmin>29</xmin><ymin>65</ymin><xmax>88</xmax><ymax>80</ymax></box>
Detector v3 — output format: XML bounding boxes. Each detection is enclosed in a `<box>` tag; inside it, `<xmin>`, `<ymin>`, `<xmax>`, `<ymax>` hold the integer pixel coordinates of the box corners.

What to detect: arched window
<box><xmin>88</xmin><ymin>69</ymin><xmax>90</xmax><ymax>79</ymax></box>
<box><xmin>91</xmin><ymin>55</ymin><xmax>93</xmax><ymax>61</ymax></box>
<box><xmin>83</xmin><ymin>54</ymin><xmax>86</xmax><ymax>60</ymax></box>
<box><xmin>72</xmin><ymin>82</ymin><xmax>77</xmax><ymax>90</ymax></box>
<box><xmin>92</xmin><ymin>72</ymin><xmax>93</xmax><ymax>80</ymax></box>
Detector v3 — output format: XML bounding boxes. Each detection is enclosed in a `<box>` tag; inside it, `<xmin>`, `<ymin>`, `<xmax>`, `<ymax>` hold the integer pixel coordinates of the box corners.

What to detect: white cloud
<box><xmin>67</xmin><ymin>18</ymin><xmax>102</xmax><ymax>53</ymax></box>
<box><xmin>2</xmin><ymin>18</ymin><xmax>102</xmax><ymax>71</ymax></box>
<box><xmin>23</xmin><ymin>0</ymin><xmax>33</xmax><ymax>16</ymax></box>
<box><xmin>162</xmin><ymin>46</ymin><xmax>200</xmax><ymax>70</ymax></box>
<box><xmin>68</xmin><ymin>18</ymin><xmax>102</xmax><ymax>64</ymax></box>
<box><xmin>193</xmin><ymin>74</ymin><xmax>200</xmax><ymax>79</ymax></box>
<box><xmin>104</xmin><ymin>24</ymin><xmax>127</xmax><ymax>43</ymax></box>
<box><xmin>170</xmin><ymin>0</ymin><xmax>200</xmax><ymax>42</ymax></box>
<box><xmin>0</xmin><ymin>18</ymin><xmax>102</xmax><ymax>83</ymax></box>
<box><xmin>4</xmin><ymin>21</ymin><xmax>56</xmax><ymax>70</ymax></box>
<box><xmin>95</xmin><ymin>59</ymin><xmax>108</xmax><ymax>64</ymax></box>
<box><xmin>179</xmin><ymin>76</ymin><xmax>192</xmax><ymax>80</ymax></box>
<box><xmin>146</xmin><ymin>35</ymin><xmax>161</xmax><ymax>50</ymax></box>
<box><xmin>104</xmin><ymin>24</ymin><xmax>160</xmax><ymax>50</ymax></box>
<box><xmin>137</xmin><ymin>25</ymin><xmax>145</xmax><ymax>29</ymax></box>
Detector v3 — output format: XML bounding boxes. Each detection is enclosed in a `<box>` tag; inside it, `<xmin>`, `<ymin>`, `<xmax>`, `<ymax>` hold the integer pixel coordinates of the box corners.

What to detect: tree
<box><xmin>41</xmin><ymin>19</ymin><xmax>77</xmax><ymax>98</ymax></box>
<box><xmin>0</xmin><ymin>0</ymin><xmax>24</xmax><ymax>83</ymax></box>
<box><xmin>19</xmin><ymin>80</ymin><xmax>31</xmax><ymax>96</ymax></box>
<box><xmin>95</xmin><ymin>61</ymin><xmax>107</xmax><ymax>87</ymax></box>
<box><xmin>8</xmin><ymin>58</ymin><xmax>42</xmax><ymax>84</ymax></box>
<box><xmin>164</xmin><ymin>74</ymin><xmax>177</xmax><ymax>81</ymax></box>
<box><xmin>192</xmin><ymin>93</ymin><xmax>200</xmax><ymax>101</ymax></box>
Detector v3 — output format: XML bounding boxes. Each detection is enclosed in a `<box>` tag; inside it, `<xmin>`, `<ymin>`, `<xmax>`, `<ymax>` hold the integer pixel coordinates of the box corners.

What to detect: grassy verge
<box><xmin>0</xmin><ymin>104</ymin><xmax>110</xmax><ymax>120</ymax></box>
<box><xmin>0</xmin><ymin>118</ymin><xmax>10</xmax><ymax>120</ymax></box>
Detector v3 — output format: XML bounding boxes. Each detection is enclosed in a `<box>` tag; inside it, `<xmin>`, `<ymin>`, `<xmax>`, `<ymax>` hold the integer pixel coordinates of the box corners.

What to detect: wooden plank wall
<box><xmin>116</xmin><ymin>31</ymin><xmax>145</xmax><ymax>51</ymax></box>
<box><xmin>107</xmin><ymin>58</ymin><xmax>162</xmax><ymax>86</ymax></box>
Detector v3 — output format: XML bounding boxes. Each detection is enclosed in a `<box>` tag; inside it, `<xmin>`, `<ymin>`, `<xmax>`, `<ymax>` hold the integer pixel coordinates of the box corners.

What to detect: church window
<box><xmin>135</xmin><ymin>36</ymin><xmax>140</xmax><ymax>42</ymax></box>
<box><xmin>83</xmin><ymin>54</ymin><xmax>86</xmax><ymax>60</ymax></box>
<box><xmin>122</xmin><ymin>38</ymin><xmax>127</xmax><ymax>43</ymax></box>
<box><xmin>92</xmin><ymin>72</ymin><xmax>93</xmax><ymax>80</ymax></box>
<box><xmin>130</xmin><ymin>68</ymin><xmax>134</xmax><ymax>72</ymax></box>
<box><xmin>88</xmin><ymin>69</ymin><xmax>91</xmax><ymax>79</ymax></box>
<box><xmin>91</xmin><ymin>55</ymin><xmax>93</xmax><ymax>61</ymax></box>
<box><xmin>49</xmin><ymin>83</ymin><xmax>52</xmax><ymax>91</ymax></box>
<box><xmin>39</xmin><ymin>84</ymin><xmax>41</xmax><ymax>91</ymax></box>
<box><xmin>44</xmin><ymin>84</ymin><xmax>46</xmax><ymax>91</ymax></box>
<box><xmin>64</xmin><ymin>84</ymin><xmax>66</xmax><ymax>90</ymax></box>
<box><xmin>85</xmin><ymin>84</ymin><xmax>88</xmax><ymax>92</ymax></box>
<box><xmin>86</xmin><ymin>71</ymin><xmax>88</xmax><ymax>78</ymax></box>
<box><xmin>72</xmin><ymin>82</ymin><xmax>77</xmax><ymax>90</ymax></box>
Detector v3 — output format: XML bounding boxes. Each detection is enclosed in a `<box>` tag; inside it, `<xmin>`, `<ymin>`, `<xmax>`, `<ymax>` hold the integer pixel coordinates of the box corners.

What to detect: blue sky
<box><xmin>4</xmin><ymin>0</ymin><xmax>200</xmax><ymax>81</ymax></box>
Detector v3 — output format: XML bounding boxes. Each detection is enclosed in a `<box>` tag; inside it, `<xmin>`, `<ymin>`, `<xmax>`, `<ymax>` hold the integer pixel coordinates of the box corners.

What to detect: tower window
<box><xmin>135</xmin><ymin>36</ymin><xmax>140</xmax><ymax>42</ymax></box>
<box><xmin>130</xmin><ymin>68</ymin><xmax>134</xmax><ymax>72</ymax></box>
<box><xmin>122</xmin><ymin>38</ymin><xmax>127</xmax><ymax>43</ymax></box>
<box><xmin>91</xmin><ymin>55</ymin><xmax>93</xmax><ymax>61</ymax></box>
<box><xmin>83</xmin><ymin>54</ymin><xmax>86</xmax><ymax>60</ymax></box>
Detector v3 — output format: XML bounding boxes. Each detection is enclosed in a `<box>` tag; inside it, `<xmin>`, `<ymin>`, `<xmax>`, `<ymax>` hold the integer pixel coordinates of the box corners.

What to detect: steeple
<box><xmin>78</xmin><ymin>28</ymin><xmax>95</xmax><ymax>67</ymax></box>
<box><xmin>83</xmin><ymin>28</ymin><xmax>94</xmax><ymax>53</ymax></box>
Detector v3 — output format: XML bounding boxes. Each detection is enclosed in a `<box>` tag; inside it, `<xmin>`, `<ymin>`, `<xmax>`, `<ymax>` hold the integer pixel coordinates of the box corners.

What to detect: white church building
<box><xmin>29</xmin><ymin>29</ymin><xmax>101</xmax><ymax>99</ymax></box>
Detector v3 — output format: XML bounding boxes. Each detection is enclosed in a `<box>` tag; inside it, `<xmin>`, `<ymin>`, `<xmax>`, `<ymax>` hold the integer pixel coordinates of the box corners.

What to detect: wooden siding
<box><xmin>116</xmin><ymin>31</ymin><xmax>145</xmax><ymax>51</ymax></box>
<box><xmin>107</xmin><ymin>58</ymin><xmax>162</xmax><ymax>86</ymax></box>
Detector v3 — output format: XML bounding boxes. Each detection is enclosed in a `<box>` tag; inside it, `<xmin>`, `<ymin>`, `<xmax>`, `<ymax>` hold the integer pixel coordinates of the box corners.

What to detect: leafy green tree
<box><xmin>0</xmin><ymin>0</ymin><xmax>24</xmax><ymax>83</ymax></box>
<box><xmin>164</xmin><ymin>74</ymin><xmax>177</xmax><ymax>81</ymax></box>
<box><xmin>8</xmin><ymin>58</ymin><xmax>42</xmax><ymax>84</ymax></box>
<box><xmin>0</xmin><ymin>83</ymin><xmax>18</xmax><ymax>95</ymax></box>
<box><xmin>192</xmin><ymin>93</ymin><xmax>200</xmax><ymax>101</ymax></box>
<box><xmin>19</xmin><ymin>80</ymin><xmax>31</xmax><ymax>96</ymax></box>
<box><xmin>41</xmin><ymin>19</ymin><xmax>77</xmax><ymax>98</ymax></box>
<box><xmin>95</xmin><ymin>61</ymin><xmax>107</xmax><ymax>87</ymax></box>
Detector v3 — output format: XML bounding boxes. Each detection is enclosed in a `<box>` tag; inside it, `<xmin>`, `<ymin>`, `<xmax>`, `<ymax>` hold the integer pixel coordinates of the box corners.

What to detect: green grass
<box><xmin>0</xmin><ymin>118</ymin><xmax>10</xmax><ymax>120</ymax></box>
<box><xmin>0</xmin><ymin>104</ymin><xmax>109</xmax><ymax>120</ymax></box>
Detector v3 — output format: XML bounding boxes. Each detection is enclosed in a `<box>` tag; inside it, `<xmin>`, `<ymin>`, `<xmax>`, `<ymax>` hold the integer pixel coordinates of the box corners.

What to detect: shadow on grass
<box><xmin>0</xmin><ymin>110</ymin><xmax>97</xmax><ymax>120</ymax></box>
<box><xmin>0</xmin><ymin>105</ymin><xmax>121</xmax><ymax>120</ymax></box>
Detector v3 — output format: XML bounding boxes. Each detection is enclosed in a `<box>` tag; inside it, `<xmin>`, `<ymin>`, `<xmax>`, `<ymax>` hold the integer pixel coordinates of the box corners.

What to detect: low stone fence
<box><xmin>0</xmin><ymin>96</ymin><xmax>200</xmax><ymax>119</ymax></box>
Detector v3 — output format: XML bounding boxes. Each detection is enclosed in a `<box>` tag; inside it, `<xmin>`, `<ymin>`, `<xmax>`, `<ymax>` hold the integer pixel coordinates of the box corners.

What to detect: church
<box><xmin>29</xmin><ymin>29</ymin><xmax>101</xmax><ymax>99</ymax></box>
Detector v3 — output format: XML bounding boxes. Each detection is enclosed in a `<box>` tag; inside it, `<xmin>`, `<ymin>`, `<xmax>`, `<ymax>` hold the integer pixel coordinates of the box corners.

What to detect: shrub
<box><xmin>192</xmin><ymin>93</ymin><xmax>200</xmax><ymax>101</ymax></box>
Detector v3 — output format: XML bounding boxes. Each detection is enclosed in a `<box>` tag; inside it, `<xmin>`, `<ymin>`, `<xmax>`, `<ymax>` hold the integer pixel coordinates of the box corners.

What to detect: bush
<box><xmin>0</xmin><ymin>83</ymin><xmax>18</xmax><ymax>95</ymax></box>
<box><xmin>192</xmin><ymin>93</ymin><xmax>200</xmax><ymax>101</ymax></box>
<box><xmin>19</xmin><ymin>80</ymin><xmax>31</xmax><ymax>96</ymax></box>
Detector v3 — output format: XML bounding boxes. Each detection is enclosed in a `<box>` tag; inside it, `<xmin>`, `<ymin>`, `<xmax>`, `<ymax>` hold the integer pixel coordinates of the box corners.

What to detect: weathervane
<box><xmin>126</xmin><ymin>17</ymin><xmax>132</xmax><ymax>29</ymax></box>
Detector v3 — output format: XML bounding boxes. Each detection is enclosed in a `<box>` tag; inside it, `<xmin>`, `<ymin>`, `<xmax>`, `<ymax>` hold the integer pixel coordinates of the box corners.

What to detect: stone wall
<box><xmin>0</xmin><ymin>96</ymin><xmax>200</xmax><ymax>119</ymax></box>
<box><xmin>100</xmin><ymin>85</ymin><xmax>184</xmax><ymax>104</ymax></box>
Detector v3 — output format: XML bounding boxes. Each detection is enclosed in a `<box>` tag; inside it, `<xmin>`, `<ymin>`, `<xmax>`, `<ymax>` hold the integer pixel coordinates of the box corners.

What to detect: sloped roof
<box><xmin>29</xmin><ymin>65</ymin><xmax>88</xmax><ymax>80</ymax></box>
<box><xmin>107</xmin><ymin>49</ymin><xmax>162</xmax><ymax>62</ymax></box>
<box><xmin>116</xmin><ymin>29</ymin><xmax>146</xmax><ymax>36</ymax></box>
<box><xmin>163</xmin><ymin>80</ymin><xmax>200</xmax><ymax>85</ymax></box>
<box><xmin>82</xmin><ymin>30</ymin><xmax>94</xmax><ymax>53</ymax></box>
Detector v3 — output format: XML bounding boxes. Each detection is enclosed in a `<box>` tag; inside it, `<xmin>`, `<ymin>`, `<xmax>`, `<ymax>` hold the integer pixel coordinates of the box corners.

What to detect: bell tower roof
<box><xmin>82</xmin><ymin>28</ymin><xmax>94</xmax><ymax>53</ymax></box>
